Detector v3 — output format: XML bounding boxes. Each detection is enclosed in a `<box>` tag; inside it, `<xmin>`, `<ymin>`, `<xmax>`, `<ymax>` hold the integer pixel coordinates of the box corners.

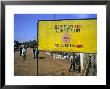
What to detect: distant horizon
<box><xmin>14</xmin><ymin>39</ymin><xmax>37</xmax><ymax>43</ymax></box>
<box><xmin>14</xmin><ymin>14</ymin><xmax>97</xmax><ymax>43</ymax></box>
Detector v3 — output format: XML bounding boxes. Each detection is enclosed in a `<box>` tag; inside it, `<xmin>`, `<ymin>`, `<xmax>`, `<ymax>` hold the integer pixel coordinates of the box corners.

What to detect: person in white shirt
<box><xmin>22</xmin><ymin>46</ymin><xmax>27</xmax><ymax>60</ymax></box>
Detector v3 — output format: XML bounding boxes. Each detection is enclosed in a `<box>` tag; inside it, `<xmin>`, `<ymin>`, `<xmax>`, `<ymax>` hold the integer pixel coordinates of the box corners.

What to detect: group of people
<box><xmin>32</xmin><ymin>47</ymin><xmax>39</xmax><ymax>59</ymax></box>
<box><xmin>19</xmin><ymin>46</ymin><xmax>81</xmax><ymax>72</ymax></box>
<box><xmin>19</xmin><ymin>46</ymin><xmax>39</xmax><ymax>60</ymax></box>
<box><xmin>48</xmin><ymin>52</ymin><xmax>81</xmax><ymax>73</ymax></box>
<box><xmin>58</xmin><ymin>52</ymin><xmax>81</xmax><ymax>72</ymax></box>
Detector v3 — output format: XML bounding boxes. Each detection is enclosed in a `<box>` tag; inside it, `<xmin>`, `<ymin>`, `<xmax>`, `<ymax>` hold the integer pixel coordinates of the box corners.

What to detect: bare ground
<box><xmin>14</xmin><ymin>48</ymin><xmax>81</xmax><ymax>76</ymax></box>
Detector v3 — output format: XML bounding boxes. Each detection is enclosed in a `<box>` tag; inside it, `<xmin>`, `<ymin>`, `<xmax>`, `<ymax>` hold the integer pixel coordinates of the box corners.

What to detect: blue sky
<box><xmin>14</xmin><ymin>14</ymin><xmax>97</xmax><ymax>43</ymax></box>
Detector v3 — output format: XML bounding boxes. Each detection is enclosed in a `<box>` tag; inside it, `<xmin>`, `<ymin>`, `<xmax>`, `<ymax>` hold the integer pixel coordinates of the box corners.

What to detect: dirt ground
<box><xmin>14</xmin><ymin>48</ymin><xmax>82</xmax><ymax>76</ymax></box>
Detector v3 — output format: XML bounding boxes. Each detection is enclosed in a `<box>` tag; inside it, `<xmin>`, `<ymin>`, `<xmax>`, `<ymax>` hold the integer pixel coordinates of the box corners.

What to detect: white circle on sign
<box><xmin>62</xmin><ymin>33</ymin><xmax>71</xmax><ymax>43</ymax></box>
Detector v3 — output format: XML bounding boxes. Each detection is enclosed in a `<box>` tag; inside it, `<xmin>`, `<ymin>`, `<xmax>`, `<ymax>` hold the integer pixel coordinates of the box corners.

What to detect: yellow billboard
<box><xmin>38</xmin><ymin>19</ymin><xmax>97</xmax><ymax>53</ymax></box>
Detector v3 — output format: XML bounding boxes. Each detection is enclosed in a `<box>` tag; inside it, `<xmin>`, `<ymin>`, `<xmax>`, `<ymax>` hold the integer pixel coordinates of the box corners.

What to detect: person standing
<box><xmin>36</xmin><ymin>47</ymin><xmax>39</xmax><ymax>59</ymax></box>
<box><xmin>86</xmin><ymin>56</ymin><xmax>92</xmax><ymax>76</ymax></box>
<box><xmin>33</xmin><ymin>47</ymin><xmax>36</xmax><ymax>59</ymax></box>
<box><xmin>22</xmin><ymin>46</ymin><xmax>27</xmax><ymax>60</ymax></box>
<box><xmin>64</xmin><ymin>52</ymin><xmax>68</xmax><ymax>59</ymax></box>
<box><xmin>69</xmin><ymin>53</ymin><xmax>76</xmax><ymax>72</ymax></box>
<box><xmin>20</xmin><ymin>46</ymin><xmax>22</xmax><ymax>56</ymax></box>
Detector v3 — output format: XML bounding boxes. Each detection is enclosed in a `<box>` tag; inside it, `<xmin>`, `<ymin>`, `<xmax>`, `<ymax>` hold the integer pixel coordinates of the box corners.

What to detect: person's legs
<box><xmin>71</xmin><ymin>64</ymin><xmax>74</xmax><ymax>72</ymax></box>
<box><xmin>33</xmin><ymin>53</ymin><xmax>35</xmax><ymax>59</ymax></box>
<box><xmin>23</xmin><ymin>52</ymin><xmax>26</xmax><ymax>60</ymax></box>
<box><xmin>23</xmin><ymin>52</ymin><xmax>24</xmax><ymax>59</ymax></box>
<box><xmin>69</xmin><ymin>64</ymin><xmax>72</xmax><ymax>72</ymax></box>
<box><xmin>36</xmin><ymin>53</ymin><xmax>37</xmax><ymax>59</ymax></box>
<box><xmin>24</xmin><ymin>52</ymin><xmax>26</xmax><ymax>60</ymax></box>
<box><xmin>20</xmin><ymin>51</ymin><xmax>21</xmax><ymax>56</ymax></box>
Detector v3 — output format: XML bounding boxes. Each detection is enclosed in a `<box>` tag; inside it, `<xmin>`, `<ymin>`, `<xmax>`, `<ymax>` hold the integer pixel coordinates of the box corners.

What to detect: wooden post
<box><xmin>80</xmin><ymin>53</ymin><xmax>84</xmax><ymax>74</ymax></box>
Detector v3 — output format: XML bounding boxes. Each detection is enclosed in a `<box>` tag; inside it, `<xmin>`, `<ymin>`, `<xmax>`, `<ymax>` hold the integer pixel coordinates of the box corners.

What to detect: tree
<box><xmin>33</xmin><ymin>40</ymin><xmax>37</xmax><ymax>45</ymax></box>
<box><xmin>14</xmin><ymin>40</ymin><xmax>20</xmax><ymax>50</ymax></box>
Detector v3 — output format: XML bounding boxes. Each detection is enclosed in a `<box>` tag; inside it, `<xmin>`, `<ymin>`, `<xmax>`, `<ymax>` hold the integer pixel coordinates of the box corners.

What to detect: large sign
<box><xmin>38</xmin><ymin>19</ymin><xmax>97</xmax><ymax>53</ymax></box>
